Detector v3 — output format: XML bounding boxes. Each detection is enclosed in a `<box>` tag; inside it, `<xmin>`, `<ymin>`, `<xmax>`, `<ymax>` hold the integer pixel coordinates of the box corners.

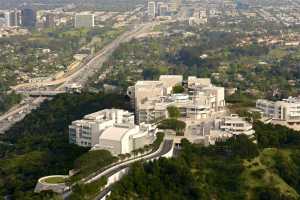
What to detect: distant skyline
<box><xmin>0</xmin><ymin>0</ymin><xmax>147</xmax><ymax>10</ymax></box>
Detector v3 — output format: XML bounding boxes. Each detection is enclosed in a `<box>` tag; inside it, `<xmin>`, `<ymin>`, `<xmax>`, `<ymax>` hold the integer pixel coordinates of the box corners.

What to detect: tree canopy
<box><xmin>167</xmin><ymin>106</ymin><xmax>181</xmax><ymax>119</ymax></box>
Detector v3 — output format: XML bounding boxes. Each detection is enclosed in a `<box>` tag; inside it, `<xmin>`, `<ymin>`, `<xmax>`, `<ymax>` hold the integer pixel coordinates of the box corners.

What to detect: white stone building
<box><xmin>69</xmin><ymin>109</ymin><xmax>156</xmax><ymax>155</ymax></box>
<box><xmin>127</xmin><ymin>75</ymin><xmax>225</xmax><ymax>124</ymax></box>
<box><xmin>256</xmin><ymin>97</ymin><xmax>300</xmax><ymax>125</ymax></box>
<box><xmin>187</xmin><ymin>114</ymin><xmax>255</xmax><ymax>146</ymax></box>
<box><xmin>216</xmin><ymin>114</ymin><xmax>255</xmax><ymax>137</ymax></box>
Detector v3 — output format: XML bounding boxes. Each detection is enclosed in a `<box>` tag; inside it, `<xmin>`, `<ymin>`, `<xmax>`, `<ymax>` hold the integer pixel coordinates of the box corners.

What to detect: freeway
<box><xmin>0</xmin><ymin>21</ymin><xmax>156</xmax><ymax>133</ymax></box>
<box><xmin>0</xmin><ymin>97</ymin><xmax>46</xmax><ymax>134</ymax></box>
<box><xmin>58</xmin><ymin>22</ymin><xmax>157</xmax><ymax>89</ymax></box>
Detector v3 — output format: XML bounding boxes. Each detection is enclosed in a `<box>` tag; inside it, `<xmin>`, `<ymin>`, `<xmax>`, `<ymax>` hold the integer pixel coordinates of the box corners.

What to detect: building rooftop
<box><xmin>99</xmin><ymin>126</ymin><xmax>133</xmax><ymax>141</ymax></box>
<box><xmin>282</xmin><ymin>97</ymin><xmax>300</xmax><ymax>103</ymax></box>
<box><xmin>135</xmin><ymin>80</ymin><xmax>162</xmax><ymax>87</ymax></box>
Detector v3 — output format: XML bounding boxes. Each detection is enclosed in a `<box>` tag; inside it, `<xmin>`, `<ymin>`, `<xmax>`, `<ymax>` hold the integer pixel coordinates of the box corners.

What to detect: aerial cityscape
<box><xmin>1</xmin><ymin>0</ymin><xmax>300</xmax><ymax>199</ymax></box>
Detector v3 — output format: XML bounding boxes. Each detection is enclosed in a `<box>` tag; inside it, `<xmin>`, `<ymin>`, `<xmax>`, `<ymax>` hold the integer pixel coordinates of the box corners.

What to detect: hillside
<box><xmin>108</xmin><ymin>122</ymin><xmax>300</xmax><ymax>200</ymax></box>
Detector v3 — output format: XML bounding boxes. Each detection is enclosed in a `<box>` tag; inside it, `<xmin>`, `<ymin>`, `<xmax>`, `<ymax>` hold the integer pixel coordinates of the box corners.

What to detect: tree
<box><xmin>167</xmin><ymin>106</ymin><xmax>180</xmax><ymax>119</ymax></box>
<box><xmin>158</xmin><ymin>119</ymin><xmax>186</xmax><ymax>135</ymax></box>
<box><xmin>172</xmin><ymin>84</ymin><xmax>184</xmax><ymax>93</ymax></box>
<box><xmin>142</xmin><ymin>68</ymin><xmax>160</xmax><ymax>80</ymax></box>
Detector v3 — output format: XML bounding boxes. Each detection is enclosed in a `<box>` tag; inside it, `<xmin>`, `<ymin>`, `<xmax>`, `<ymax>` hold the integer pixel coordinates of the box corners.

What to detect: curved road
<box><xmin>94</xmin><ymin>140</ymin><xmax>173</xmax><ymax>200</ymax></box>
<box><xmin>62</xmin><ymin>140</ymin><xmax>173</xmax><ymax>199</ymax></box>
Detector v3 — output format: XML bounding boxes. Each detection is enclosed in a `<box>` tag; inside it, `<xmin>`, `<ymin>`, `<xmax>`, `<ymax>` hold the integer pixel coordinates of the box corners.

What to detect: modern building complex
<box><xmin>74</xmin><ymin>13</ymin><xmax>95</xmax><ymax>28</ymax></box>
<box><xmin>69</xmin><ymin>109</ymin><xmax>156</xmax><ymax>155</ymax></box>
<box><xmin>21</xmin><ymin>8</ymin><xmax>37</xmax><ymax>28</ymax></box>
<box><xmin>256</xmin><ymin>97</ymin><xmax>300</xmax><ymax>125</ymax></box>
<box><xmin>127</xmin><ymin>75</ymin><xmax>225</xmax><ymax>124</ymax></box>
<box><xmin>186</xmin><ymin>114</ymin><xmax>255</xmax><ymax>145</ymax></box>
<box><xmin>216</xmin><ymin>114</ymin><xmax>255</xmax><ymax>136</ymax></box>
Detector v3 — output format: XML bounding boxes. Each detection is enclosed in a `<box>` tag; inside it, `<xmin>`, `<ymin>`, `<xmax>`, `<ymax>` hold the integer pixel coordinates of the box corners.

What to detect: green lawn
<box><xmin>43</xmin><ymin>176</ymin><xmax>66</xmax><ymax>184</ymax></box>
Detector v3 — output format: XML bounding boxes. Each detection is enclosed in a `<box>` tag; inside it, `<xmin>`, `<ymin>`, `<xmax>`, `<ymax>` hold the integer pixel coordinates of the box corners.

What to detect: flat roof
<box><xmin>159</xmin><ymin>75</ymin><xmax>183</xmax><ymax>79</ymax></box>
<box><xmin>99</xmin><ymin>126</ymin><xmax>130</xmax><ymax>141</ymax></box>
<box><xmin>135</xmin><ymin>81</ymin><xmax>162</xmax><ymax>86</ymax></box>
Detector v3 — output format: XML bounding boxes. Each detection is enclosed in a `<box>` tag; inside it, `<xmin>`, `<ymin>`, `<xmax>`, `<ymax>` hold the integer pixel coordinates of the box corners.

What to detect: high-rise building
<box><xmin>156</xmin><ymin>2</ymin><xmax>164</xmax><ymax>14</ymax></box>
<box><xmin>0</xmin><ymin>12</ymin><xmax>10</xmax><ymax>27</ymax></box>
<box><xmin>148</xmin><ymin>1</ymin><xmax>156</xmax><ymax>18</ymax></box>
<box><xmin>168</xmin><ymin>0</ymin><xmax>181</xmax><ymax>12</ymax></box>
<box><xmin>44</xmin><ymin>14</ymin><xmax>55</xmax><ymax>28</ymax></box>
<box><xmin>21</xmin><ymin>8</ymin><xmax>37</xmax><ymax>28</ymax></box>
<box><xmin>8</xmin><ymin>10</ymin><xmax>21</xmax><ymax>27</ymax></box>
<box><xmin>159</xmin><ymin>5</ymin><xmax>169</xmax><ymax>16</ymax></box>
<box><xmin>74</xmin><ymin>13</ymin><xmax>95</xmax><ymax>28</ymax></box>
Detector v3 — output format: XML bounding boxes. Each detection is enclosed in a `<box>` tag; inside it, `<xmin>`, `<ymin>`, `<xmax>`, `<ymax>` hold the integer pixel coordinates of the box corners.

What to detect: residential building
<box><xmin>74</xmin><ymin>13</ymin><xmax>95</xmax><ymax>28</ymax></box>
<box><xmin>69</xmin><ymin>109</ymin><xmax>156</xmax><ymax>155</ymax></box>
<box><xmin>256</xmin><ymin>97</ymin><xmax>300</xmax><ymax>125</ymax></box>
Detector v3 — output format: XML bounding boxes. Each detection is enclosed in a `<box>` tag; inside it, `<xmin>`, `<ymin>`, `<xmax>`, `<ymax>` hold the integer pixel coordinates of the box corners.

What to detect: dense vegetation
<box><xmin>70</xmin><ymin>149</ymin><xmax>117</xmax><ymax>182</ymax></box>
<box><xmin>0</xmin><ymin>92</ymin><xmax>130</xmax><ymax>199</ymax></box>
<box><xmin>172</xmin><ymin>84</ymin><xmax>185</xmax><ymax>93</ymax></box>
<box><xmin>254</xmin><ymin>121</ymin><xmax>300</xmax><ymax>148</ymax></box>
<box><xmin>108</xmin><ymin>135</ymin><xmax>258</xmax><ymax>200</ymax></box>
<box><xmin>69</xmin><ymin>177</ymin><xmax>108</xmax><ymax>200</ymax></box>
<box><xmin>158</xmin><ymin>118</ymin><xmax>186</xmax><ymax>135</ymax></box>
<box><xmin>167</xmin><ymin>106</ymin><xmax>181</xmax><ymax>119</ymax></box>
<box><xmin>0</xmin><ymin>91</ymin><xmax>21</xmax><ymax>114</ymax></box>
<box><xmin>108</xmin><ymin>123</ymin><xmax>300</xmax><ymax>200</ymax></box>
